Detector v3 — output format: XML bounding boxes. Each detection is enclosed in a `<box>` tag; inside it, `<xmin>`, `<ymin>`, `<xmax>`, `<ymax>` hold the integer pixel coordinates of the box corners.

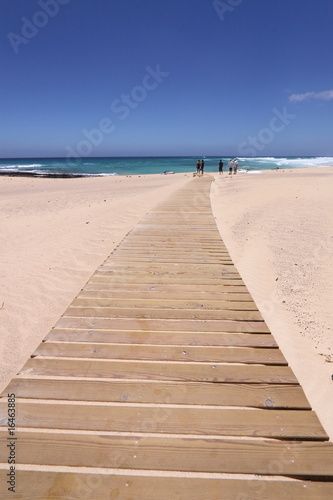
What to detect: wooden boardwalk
<box><xmin>1</xmin><ymin>176</ymin><xmax>333</xmax><ymax>498</ymax></box>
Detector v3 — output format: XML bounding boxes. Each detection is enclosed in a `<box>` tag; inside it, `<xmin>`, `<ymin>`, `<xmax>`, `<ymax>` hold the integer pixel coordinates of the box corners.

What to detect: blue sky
<box><xmin>1</xmin><ymin>0</ymin><xmax>333</xmax><ymax>158</ymax></box>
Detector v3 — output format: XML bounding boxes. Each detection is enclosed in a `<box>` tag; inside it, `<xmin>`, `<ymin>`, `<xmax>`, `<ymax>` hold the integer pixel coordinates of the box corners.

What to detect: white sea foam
<box><xmin>238</xmin><ymin>157</ymin><xmax>333</xmax><ymax>169</ymax></box>
<box><xmin>0</xmin><ymin>163</ymin><xmax>44</xmax><ymax>170</ymax></box>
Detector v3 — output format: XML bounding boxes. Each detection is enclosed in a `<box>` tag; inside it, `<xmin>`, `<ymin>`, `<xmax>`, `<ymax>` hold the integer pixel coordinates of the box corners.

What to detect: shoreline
<box><xmin>0</xmin><ymin>164</ymin><xmax>333</xmax><ymax>178</ymax></box>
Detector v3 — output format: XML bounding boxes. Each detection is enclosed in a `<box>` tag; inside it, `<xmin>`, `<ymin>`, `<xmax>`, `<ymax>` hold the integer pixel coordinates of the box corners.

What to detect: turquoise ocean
<box><xmin>0</xmin><ymin>156</ymin><xmax>332</xmax><ymax>177</ymax></box>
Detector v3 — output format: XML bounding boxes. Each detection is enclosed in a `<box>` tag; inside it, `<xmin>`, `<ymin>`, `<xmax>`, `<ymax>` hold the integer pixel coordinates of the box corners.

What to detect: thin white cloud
<box><xmin>289</xmin><ymin>89</ymin><xmax>333</xmax><ymax>102</ymax></box>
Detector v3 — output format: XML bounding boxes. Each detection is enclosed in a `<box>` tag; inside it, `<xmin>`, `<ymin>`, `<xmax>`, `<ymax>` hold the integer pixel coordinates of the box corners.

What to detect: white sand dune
<box><xmin>211</xmin><ymin>167</ymin><xmax>333</xmax><ymax>440</ymax></box>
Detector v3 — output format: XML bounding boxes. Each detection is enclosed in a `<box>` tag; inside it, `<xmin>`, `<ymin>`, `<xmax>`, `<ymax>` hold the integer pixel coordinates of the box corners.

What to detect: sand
<box><xmin>1</xmin><ymin>167</ymin><xmax>332</xmax><ymax>441</ymax></box>
<box><xmin>0</xmin><ymin>173</ymin><xmax>191</xmax><ymax>392</ymax></box>
<box><xmin>211</xmin><ymin>167</ymin><xmax>333</xmax><ymax>440</ymax></box>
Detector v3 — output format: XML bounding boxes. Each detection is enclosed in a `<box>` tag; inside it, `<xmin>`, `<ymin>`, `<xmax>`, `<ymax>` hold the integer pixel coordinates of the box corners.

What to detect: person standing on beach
<box><xmin>200</xmin><ymin>159</ymin><xmax>205</xmax><ymax>176</ymax></box>
<box><xmin>233</xmin><ymin>158</ymin><xmax>238</xmax><ymax>175</ymax></box>
<box><xmin>228</xmin><ymin>159</ymin><xmax>234</xmax><ymax>175</ymax></box>
<box><xmin>218</xmin><ymin>159</ymin><xmax>223</xmax><ymax>175</ymax></box>
<box><xmin>196</xmin><ymin>160</ymin><xmax>201</xmax><ymax>175</ymax></box>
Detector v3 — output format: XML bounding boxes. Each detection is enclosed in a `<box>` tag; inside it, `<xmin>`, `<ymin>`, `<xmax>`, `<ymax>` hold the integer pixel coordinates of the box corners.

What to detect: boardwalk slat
<box><xmin>1</xmin><ymin>431</ymin><xmax>333</xmax><ymax>475</ymax></box>
<box><xmin>77</xmin><ymin>290</ymin><xmax>254</xmax><ymax>301</ymax></box>
<box><xmin>72</xmin><ymin>297</ymin><xmax>259</xmax><ymax>310</ymax></box>
<box><xmin>54</xmin><ymin>317</ymin><xmax>270</xmax><ymax>333</ymax></box>
<box><xmin>82</xmin><ymin>283</ymin><xmax>252</xmax><ymax>294</ymax></box>
<box><xmin>64</xmin><ymin>306</ymin><xmax>264</xmax><ymax>322</ymax></box>
<box><xmin>45</xmin><ymin>329</ymin><xmax>278</xmax><ymax>347</ymax></box>
<box><xmin>19</xmin><ymin>358</ymin><xmax>298</xmax><ymax>383</ymax></box>
<box><xmin>0</xmin><ymin>402</ymin><xmax>326</xmax><ymax>439</ymax></box>
<box><xmin>97</xmin><ymin>264</ymin><xmax>238</xmax><ymax>271</ymax></box>
<box><xmin>33</xmin><ymin>342</ymin><xmax>287</xmax><ymax>364</ymax></box>
<box><xmin>1</xmin><ymin>471</ymin><xmax>332</xmax><ymax>500</ymax></box>
<box><xmin>3</xmin><ymin>379</ymin><xmax>311</xmax><ymax>408</ymax></box>
<box><xmin>90</xmin><ymin>276</ymin><xmax>244</xmax><ymax>285</ymax></box>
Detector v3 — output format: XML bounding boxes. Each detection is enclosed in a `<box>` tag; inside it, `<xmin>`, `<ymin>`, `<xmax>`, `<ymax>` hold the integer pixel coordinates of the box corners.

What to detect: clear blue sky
<box><xmin>1</xmin><ymin>0</ymin><xmax>333</xmax><ymax>157</ymax></box>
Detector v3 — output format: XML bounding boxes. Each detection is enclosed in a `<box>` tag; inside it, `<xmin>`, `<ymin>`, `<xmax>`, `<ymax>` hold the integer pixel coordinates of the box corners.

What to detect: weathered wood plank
<box><xmin>0</xmin><ymin>402</ymin><xmax>326</xmax><ymax>439</ymax></box>
<box><xmin>95</xmin><ymin>266</ymin><xmax>239</xmax><ymax>275</ymax></box>
<box><xmin>95</xmin><ymin>268</ymin><xmax>240</xmax><ymax>277</ymax></box>
<box><xmin>90</xmin><ymin>275</ymin><xmax>244</xmax><ymax>285</ymax></box>
<box><xmin>109</xmin><ymin>258</ymin><xmax>234</xmax><ymax>265</ymax></box>
<box><xmin>33</xmin><ymin>342</ymin><xmax>287</xmax><ymax>364</ymax></box>
<box><xmin>2</xmin><ymin>470</ymin><xmax>332</xmax><ymax>500</ymax></box>
<box><xmin>64</xmin><ymin>306</ymin><xmax>264</xmax><ymax>322</ymax></box>
<box><xmin>3</xmin><ymin>378</ymin><xmax>311</xmax><ymax>408</ymax></box>
<box><xmin>82</xmin><ymin>283</ymin><xmax>251</xmax><ymax>295</ymax></box>
<box><xmin>77</xmin><ymin>290</ymin><xmax>254</xmax><ymax>301</ymax></box>
<box><xmin>113</xmin><ymin>245</ymin><xmax>229</xmax><ymax>251</ymax></box>
<box><xmin>45</xmin><ymin>329</ymin><xmax>278</xmax><ymax>347</ymax></box>
<box><xmin>54</xmin><ymin>316</ymin><xmax>270</xmax><ymax>333</ymax></box>
<box><xmin>99</xmin><ymin>262</ymin><xmax>237</xmax><ymax>271</ymax></box>
<box><xmin>1</xmin><ymin>431</ymin><xmax>333</xmax><ymax>475</ymax></box>
<box><xmin>19</xmin><ymin>358</ymin><xmax>297</xmax><ymax>383</ymax></box>
<box><xmin>72</xmin><ymin>297</ymin><xmax>259</xmax><ymax>310</ymax></box>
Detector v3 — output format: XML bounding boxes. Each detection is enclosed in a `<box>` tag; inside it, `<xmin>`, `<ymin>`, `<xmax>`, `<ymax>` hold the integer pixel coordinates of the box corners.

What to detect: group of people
<box><xmin>219</xmin><ymin>159</ymin><xmax>239</xmax><ymax>175</ymax></box>
<box><xmin>196</xmin><ymin>158</ymin><xmax>239</xmax><ymax>176</ymax></box>
<box><xmin>196</xmin><ymin>159</ymin><xmax>205</xmax><ymax>175</ymax></box>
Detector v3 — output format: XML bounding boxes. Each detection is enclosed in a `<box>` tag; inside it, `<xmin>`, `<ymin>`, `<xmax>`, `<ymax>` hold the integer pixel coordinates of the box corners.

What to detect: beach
<box><xmin>0</xmin><ymin>173</ymin><xmax>191</xmax><ymax>393</ymax></box>
<box><xmin>211</xmin><ymin>166</ymin><xmax>333</xmax><ymax>439</ymax></box>
<box><xmin>1</xmin><ymin>167</ymin><xmax>332</xmax><ymax>440</ymax></box>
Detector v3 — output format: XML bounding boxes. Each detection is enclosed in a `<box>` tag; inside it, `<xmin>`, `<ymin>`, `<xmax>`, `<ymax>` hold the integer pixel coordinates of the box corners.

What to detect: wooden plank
<box><xmin>108</xmin><ymin>255</ymin><xmax>232</xmax><ymax>262</ymax></box>
<box><xmin>142</xmin><ymin>220</ymin><xmax>217</xmax><ymax>225</ymax></box>
<box><xmin>1</xmin><ymin>431</ymin><xmax>333</xmax><ymax>475</ymax></box>
<box><xmin>114</xmin><ymin>239</ymin><xmax>228</xmax><ymax>245</ymax></box>
<box><xmin>18</xmin><ymin>358</ymin><xmax>298</xmax><ymax>383</ymax></box>
<box><xmin>64</xmin><ymin>306</ymin><xmax>264</xmax><ymax>322</ymax></box>
<box><xmin>32</xmin><ymin>342</ymin><xmax>287</xmax><ymax>364</ymax></box>
<box><xmin>3</xmin><ymin>378</ymin><xmax>311</xmax><ymax>408</ymax></box>
<box><xmin>96</xmin><ymin>268</ymin><xmax>239</xmax><ymax>277</ymax></box>
<box><xmin>80</xmin><ymin>283</ymin><xmax>252</xmax><ymax>300</ymax></box>
<box><xmin>2</xmin><ymin>470</ymin><xmax>332</xmax><ymax>500</ymax></box>
<box><xmin>113</xmin><ymin>245</ymin><xmax>229</xmax><ymax>250</ymax></box>
<box><xmin>77</xmin><ymin>290</ymin><xmax>254</xmax><ymax>301</ymax></box>
<box><xmin>99</xmin><ymin>262</ymin><xmax>237</xmax><ymax>271</ymax></box>
<box><xmin>123</xmin><ymin>238</ymin><xmax>224</xmax><ymax>243</ymax></box>
<box><xmin>109</xmin><ymin>256</ymin><xmax>233</xmax><ymax>263</ymax></box>
<box><xmin>109</xmin><ymin>255</ymin><xmax>231</xmax><ymax>264</ymax></box>
<box><xmin>136</xmin><ymin>223</ymin><xmax>218</xmax><ymax>228</ymax></box>
<box><xmin>82</xmin><ymin>283</ymin><xmax>251</xmax><ymax>295</ymax></box>
<box><xmin>94</xmin><ymin>269</ymin><xmax>241</xmax><ymax>278</ymax></box>
<box><xmin>72</xmin><ymin>297</ymin><xmax>259</xmax><ymax>309</ymax></box>
<box><xmin>1</xmin><ymin>402</ymin><xmax>326</xmax><ymax>439</ymax></box>
<box><xmin>113</xmin><ymin>248</ymin><xmax>227</xmax><ymax>252</ymax></box>
<box><xmin>109</xmin><ymin>255</ymin><xmax>231</xmax><ymax>265</ymax></box>
<box><xmin>46</xmin><ymin>329</ymin><xmax>278</xmax><ymax>347</ymax></box>
<box><xmin>109</xmin><ymin>258</ymin><xmax>234</xmax><ymax>264</ymax></box>
<box><xmin>54</xmin><ymin>317</ymin><xmax>270</xmax><ymax>333</ymax></box>
<box><xmin>90</xmin><ymin>275</ymin><xmax>244</xmax><ymax>285</ymax></box>
<box><xmin>121</xmin><ymin>224</ymin><xmax>225</xmax><ymax>229</ymax></box>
